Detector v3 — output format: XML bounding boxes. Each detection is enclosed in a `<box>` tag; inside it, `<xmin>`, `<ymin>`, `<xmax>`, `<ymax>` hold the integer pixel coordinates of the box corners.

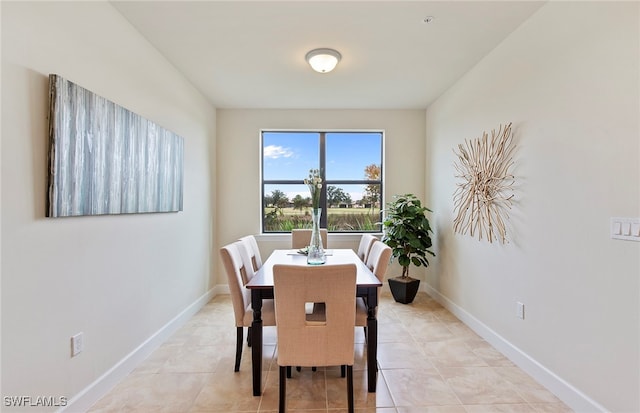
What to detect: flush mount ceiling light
<box><xmin>305</xmin><ymin>48</ymin><xmax>341</xmax><ymax>73</ymax></box>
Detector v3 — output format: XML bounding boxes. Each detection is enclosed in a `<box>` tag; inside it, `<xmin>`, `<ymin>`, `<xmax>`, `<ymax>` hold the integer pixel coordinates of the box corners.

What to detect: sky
<box><xmin>263</xmin><ymin>131</ymin><xmax>382</xmax><ymax>202</ymax></box>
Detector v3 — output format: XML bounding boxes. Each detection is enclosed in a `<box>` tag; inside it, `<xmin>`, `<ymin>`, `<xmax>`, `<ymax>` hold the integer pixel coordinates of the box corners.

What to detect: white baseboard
<box><xmin>61</xmin><ymin>289</ymin><xmax>216</xmax><ymax>413</ymax></box>
<box><xmin>214</xmin><ymin>284</ymin><xmax>230</xmax><ymax>295</ymax></box>
<box><xmin>421</xmin><ymin>283</ymin><xmax>608</xmax><ymax>413</ymax></box>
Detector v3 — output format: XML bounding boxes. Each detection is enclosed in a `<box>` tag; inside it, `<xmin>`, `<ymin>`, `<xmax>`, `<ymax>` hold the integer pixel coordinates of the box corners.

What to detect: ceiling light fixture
<box><xmin>305</xmin><ymin>48</ymin><xmax>341</xmax><ymax>73</ymax></box>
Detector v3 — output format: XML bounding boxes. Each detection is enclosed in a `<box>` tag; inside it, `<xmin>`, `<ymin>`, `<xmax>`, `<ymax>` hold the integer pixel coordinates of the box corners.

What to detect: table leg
<box><xmin>251</xmin><ymin>290</ymin><xmax>263</xmax><ymax>396</ymax></box>
<box><xmin>366</xmin><ymin>288</ymin><xmax>378</xmax><ymax>392</ymax></box>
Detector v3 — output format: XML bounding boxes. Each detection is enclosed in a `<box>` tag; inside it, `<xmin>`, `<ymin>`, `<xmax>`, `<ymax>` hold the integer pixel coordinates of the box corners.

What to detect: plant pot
<box><xmin>388</xmin><ymin>276</ymin><xmax>420</xmax><ymax>304</ymax></box>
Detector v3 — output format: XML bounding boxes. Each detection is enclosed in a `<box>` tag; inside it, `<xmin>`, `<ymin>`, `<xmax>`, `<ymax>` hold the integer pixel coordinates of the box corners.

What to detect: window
<box><xmin>262</xmin><ymin>131</ymin><xmax>383</xmax><ymax>233</ymax></box>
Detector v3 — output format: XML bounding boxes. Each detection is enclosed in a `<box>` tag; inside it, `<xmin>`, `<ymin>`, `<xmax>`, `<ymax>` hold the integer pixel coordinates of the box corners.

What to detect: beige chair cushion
<box><xmin>365</xmin><ymin>240</ymin><xmax>392</xmax><ymax>282</ymax></box>
<box><xmin>243</xmin><ymin>299</ymin><xmax>276</xmax><ymax>326</ymax></box>
<box><xmin>273</xmin><ymin>263</ymin><xmax>356</xmax><ymax>367</ymax></box>
<box><xmin>236</xmin><ymin>238</ymin><xmax>258</xmax><ymax>284</ymax></box>
<box><xmin>355</xmin><ymin>298</ymin><xmax>368</xmax><ymax>326</ymax></box>
<box><xmin>356</xmin><ymin>240</ymin><xmax>392</xmax><ymax>326</ymax></box>
<box><xmin>291</xmin><ymin>228</ymin><xmax>328</xmax><ymax>249</ymax></box>
<box><xmin>238</xmin><ymin>235</ymin><xmax>262</xmax><ymax>271</ymax></box>
<box><xmin>357</xmin><ymin>234</ymin><xmax>377</xmax><ymax>262</ymax></box>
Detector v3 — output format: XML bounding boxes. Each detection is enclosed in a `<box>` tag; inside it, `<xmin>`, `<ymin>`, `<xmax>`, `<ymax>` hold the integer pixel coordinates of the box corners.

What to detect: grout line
<box><xmin>88</xmin><ymin>293</ymin><xmax>574</xmax><ymax>412</ymax></box>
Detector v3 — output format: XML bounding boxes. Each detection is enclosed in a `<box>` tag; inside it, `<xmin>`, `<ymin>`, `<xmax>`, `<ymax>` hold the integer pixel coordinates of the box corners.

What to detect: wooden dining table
<box><xmin>245</xmin><ymin>248</ymin><xmax>383</xmax><ymax>396</ymax></box>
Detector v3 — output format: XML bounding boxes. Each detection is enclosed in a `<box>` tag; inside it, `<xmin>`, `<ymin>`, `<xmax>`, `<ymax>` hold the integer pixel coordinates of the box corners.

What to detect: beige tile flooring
<box><xmin>89</xmin><ymin>292</ymin><xmax>573</xmax><ymax>412</ymax></box>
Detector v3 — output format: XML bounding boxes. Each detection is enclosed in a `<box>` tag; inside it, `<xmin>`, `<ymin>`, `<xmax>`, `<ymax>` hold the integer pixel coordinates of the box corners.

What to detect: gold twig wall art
<box><xmin>452</xmin><ymin>122</ymin><xmax>515</xmax><ymax>244</ymax></box>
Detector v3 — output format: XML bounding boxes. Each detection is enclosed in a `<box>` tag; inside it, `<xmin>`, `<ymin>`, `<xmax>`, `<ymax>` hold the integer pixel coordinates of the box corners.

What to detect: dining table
<box><xmin>245</xmin><ymin>248</ymin><xmax>383</xmax><ymax>396</ymax></box>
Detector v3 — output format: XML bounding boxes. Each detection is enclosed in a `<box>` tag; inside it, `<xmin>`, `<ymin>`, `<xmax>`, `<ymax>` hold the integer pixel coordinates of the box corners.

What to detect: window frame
<box><xmin>260</xmin><ymin>129</ymin><xmax>384</xmax><ymax>234</ymax></box>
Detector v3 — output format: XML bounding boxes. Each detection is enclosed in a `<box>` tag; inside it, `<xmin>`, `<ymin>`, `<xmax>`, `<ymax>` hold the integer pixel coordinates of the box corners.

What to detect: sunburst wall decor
<box><xmin>452</xmin><ymin>122</ymin><xmax>515</xmax><ymax>244</ymax></box>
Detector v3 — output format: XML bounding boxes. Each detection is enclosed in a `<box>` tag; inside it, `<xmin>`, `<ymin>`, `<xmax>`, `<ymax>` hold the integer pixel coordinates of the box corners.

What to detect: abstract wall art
<box><xmin>452</xmin><ymin>122</ymin><xmax>515</xmax><ymax>243</ymax></box>
<box><xmin>47</xmin><ymin>74</ymin><xmax>184</xmax><ymax>217</ymax></box>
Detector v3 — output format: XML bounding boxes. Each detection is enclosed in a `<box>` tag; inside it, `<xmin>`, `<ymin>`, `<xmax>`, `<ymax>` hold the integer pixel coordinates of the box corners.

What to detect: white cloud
<box><xmin>264</xmin><ymin>145</ymin><xmax>294</xmax><ymax>159</ymax></box>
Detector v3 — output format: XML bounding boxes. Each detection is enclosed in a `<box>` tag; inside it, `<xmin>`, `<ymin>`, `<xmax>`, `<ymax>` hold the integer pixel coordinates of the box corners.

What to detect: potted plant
<box><xmin>381</xmin><ymin>194</ymin><xmax>435</xmax><ymax>304</ymax></box>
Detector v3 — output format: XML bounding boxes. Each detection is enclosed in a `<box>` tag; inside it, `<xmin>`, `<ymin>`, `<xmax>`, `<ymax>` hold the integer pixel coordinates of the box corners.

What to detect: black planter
<box><xmin>388</xmin><ymin>276</ymin><xmax>420</xmax><ymax>304</ymax></box>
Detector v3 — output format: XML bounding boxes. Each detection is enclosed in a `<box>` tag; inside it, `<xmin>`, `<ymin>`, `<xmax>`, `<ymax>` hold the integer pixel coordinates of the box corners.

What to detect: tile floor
<box><xmin>88</xmin><ymin>292</ymin><xmax>573</xmax><ymax>412</ymax></box>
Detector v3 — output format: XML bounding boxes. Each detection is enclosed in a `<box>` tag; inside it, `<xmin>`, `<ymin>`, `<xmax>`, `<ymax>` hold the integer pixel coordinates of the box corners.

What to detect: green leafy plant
<box><xmin>381</xmin><ymin>194</ymin><xmax>435</xmax><ymax>278</ymax></box>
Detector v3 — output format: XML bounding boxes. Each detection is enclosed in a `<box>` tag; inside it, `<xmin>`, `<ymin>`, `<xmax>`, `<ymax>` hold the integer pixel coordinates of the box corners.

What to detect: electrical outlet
<box><xmin>516</xmin><ymin>302</ymin><xmax>525</xmax><ymax>320</ymax></box>
<box><xmin>71</xmin><ymin>332</ymin><xmax>84</xmax><ymax>357</ymax></box>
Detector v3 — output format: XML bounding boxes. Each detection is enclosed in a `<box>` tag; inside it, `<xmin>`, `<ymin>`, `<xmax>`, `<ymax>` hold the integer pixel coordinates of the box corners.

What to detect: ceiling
<box><xmin>111</xmin><ymin>1</ymin><xmax>544</xmax><ymax>110</ymax></box>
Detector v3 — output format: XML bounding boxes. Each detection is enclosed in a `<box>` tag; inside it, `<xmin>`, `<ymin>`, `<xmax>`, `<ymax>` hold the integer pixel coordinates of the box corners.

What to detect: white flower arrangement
<box><xmin>303</xmin><ymin>169</ymin><xmax>322</xmax><ymax>210</ymax></box>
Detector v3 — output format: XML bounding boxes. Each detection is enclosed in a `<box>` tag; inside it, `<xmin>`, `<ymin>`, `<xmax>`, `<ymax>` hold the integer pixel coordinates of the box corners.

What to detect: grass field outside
<box><xmin>264</xmin><ymin>207</ymin><xmax>382</xmax><ymax>232</ymax></box>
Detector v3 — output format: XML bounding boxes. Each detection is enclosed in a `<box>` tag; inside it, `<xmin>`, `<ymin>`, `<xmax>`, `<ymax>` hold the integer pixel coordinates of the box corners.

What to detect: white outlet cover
<box><xmin>71</xmin><ymin>333</ymin><xmax>83</xmax><ymax>357</ymax></box>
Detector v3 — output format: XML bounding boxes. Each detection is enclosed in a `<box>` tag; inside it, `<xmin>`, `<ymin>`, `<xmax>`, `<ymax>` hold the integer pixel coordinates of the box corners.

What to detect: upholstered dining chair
<box><xmin>238</xmin><ymin>235</ymin><xmax>262</xmax><ymax>271</ymax></box>
<box><xmin>356</xmin><ymin>233</ymin><xmax>377</xmax><ymax>262</ymax></box>
<box><xmin>220</xmin><ymin>241</ymin><xmax>276</xmax><ymax>372</ymax></box>
<box><xmin>273</xmin><ymin>263</ymin><xmax>357</xmax><ymax>413</ymax></box>
<box><xmin>355</xmin><ymin>240</ymin><xmax>392</xmax><ymax>330</ymax></box>
<box><xmin>291</xmin><ymin>228</ymin><xmax>328</xmax><ymax>249</ymax></box>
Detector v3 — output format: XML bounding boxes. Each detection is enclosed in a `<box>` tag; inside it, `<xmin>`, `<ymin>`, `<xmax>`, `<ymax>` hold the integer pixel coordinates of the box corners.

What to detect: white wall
<box><xmin>215</xmin><ymin>109</ymin><xmax>426</xmax><ymax>283</ymax></box>
<box><xmin>1</xmin><ymin>2</ymin><xmax>216</xmax><ymax>410</ymax></box>
<box><xmin>425</xmin><ymin>2</ymin><xmax>639</xmax><ymax>412</ymax></box>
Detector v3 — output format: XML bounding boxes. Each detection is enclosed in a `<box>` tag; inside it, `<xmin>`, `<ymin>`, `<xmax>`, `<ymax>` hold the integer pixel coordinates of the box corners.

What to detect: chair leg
<box><xmin>247</xmin><ymin>326</ymin><xmax>252</xmax><ymax>347</ymax></box>
<box><xmin>279</xmin><ymin>366</ymin><xmax>287</xmax><ymax>413</ymax></box>
<box><xmin>341</xmin><ymin>365</ymin><xmax>346</xmax><ymax>378</ymax></box>
<box><xmin>286</xmin><ymin>366</ymin><xmax>292</xmax><ymax>378</ymax></box>
<box><xmin>234</xmin><ymin>327</ymin><xmax>243</xmax><ymax>372</ymax></box>
<box><xmin>347</xmin><ymin>365</ymin><xmax>354</xmax><ymax>413</ymax></box>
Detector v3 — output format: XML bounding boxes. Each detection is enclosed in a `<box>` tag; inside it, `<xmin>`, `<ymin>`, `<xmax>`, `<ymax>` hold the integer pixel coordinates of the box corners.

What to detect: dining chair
<box><xmin>355</xmin><ymin>240</ymin><xmax>392</xmax><ymax>329</ymax></box>
<box><xmin>238</xmin><ymin>235</ymin><xmax>262</xmax><ymax>271</ymax></box>
<box><xmin>220</xmin><ymin>241</ymin><xmax>276</xmax><ymax>372</ymax></box>
<box><xmin>356</xmin><ymin>233</ymin><xmax>377</xmax><ymax>262</ymax></box>
<box><xmin>291</xmin><ymin>228</ymin><xmax>328</xmax><ymax>249</ymax></box>
<box><xmin>273</xmin><ymin>263</ymin><xmax>357</xmax><ymax>413</ymax></box>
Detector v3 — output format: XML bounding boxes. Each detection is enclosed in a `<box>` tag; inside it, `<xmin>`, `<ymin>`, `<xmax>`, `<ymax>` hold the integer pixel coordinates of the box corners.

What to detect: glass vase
<box><xmin>307</xmin><ymin>208</ymin><xmax>326</xmax><ymax>265</ymax></box>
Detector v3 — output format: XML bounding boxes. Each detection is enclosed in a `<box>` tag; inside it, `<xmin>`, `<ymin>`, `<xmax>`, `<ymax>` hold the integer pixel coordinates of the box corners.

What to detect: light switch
<box><xmin>612</xmin><ymin>217</ymin><xmax>640</xmax><ymax>242</ymax></box>
<box><xmin>613</xmin><ymin>222</ymin><xmax>622</xmax><ymax>235</ymax></box>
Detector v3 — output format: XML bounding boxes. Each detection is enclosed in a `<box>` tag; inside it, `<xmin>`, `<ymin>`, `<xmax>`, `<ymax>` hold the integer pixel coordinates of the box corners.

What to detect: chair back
<box><xmin>291</xmin><ymin>228</ymin><xmax>328</xmax><ymax>249</ymax></box>
<box><xmin>220</xmin><ymin>242</ymin><xmax>252</xmax><ymax>327</ymax></box>
<box><xmin>238</xmin><ymin>235</ymin><xmax>262</xmax><ymax>271</ymax></box>
<box><xmin>236</xmin><ymin>239</ymin><xmax>258</xmax><ymax>284</ymax></box>
<box><xmin>273</xmin><ymin>263</ymin><xmax>356</xmax><ymax>367</ymax></box>
<box><xmin>356</xmin><ymin>234</ymin><xmax>377</xmax><ymax>262</ymax></box>
<box><xmin>365</xmin><ymin>240</ymin><xmax>392</xmax><ymax>283</ymax></box>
